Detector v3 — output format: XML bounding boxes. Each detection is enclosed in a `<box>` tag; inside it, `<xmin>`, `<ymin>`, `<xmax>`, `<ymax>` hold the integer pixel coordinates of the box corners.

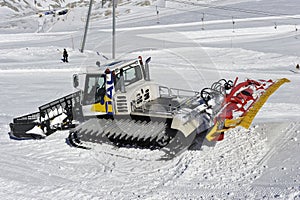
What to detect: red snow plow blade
<box><xmin>206</xmin><ymin>78</ymin><xmax>290</xmax><ymax>141</ymax></box>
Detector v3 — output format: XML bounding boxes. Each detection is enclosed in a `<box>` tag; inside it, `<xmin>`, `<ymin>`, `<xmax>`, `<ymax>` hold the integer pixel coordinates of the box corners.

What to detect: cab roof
<box><xmin>84</xmin><ymin>59</ymin><xmax>139</xmax><ymax>74</ymax></box>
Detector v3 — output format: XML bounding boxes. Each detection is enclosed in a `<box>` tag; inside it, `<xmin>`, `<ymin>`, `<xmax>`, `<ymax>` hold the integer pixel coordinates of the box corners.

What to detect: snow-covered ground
<box><xmin>0</xmin><ymin>0</ymin><xmax>299</xmax><ymax>199</ymax></box>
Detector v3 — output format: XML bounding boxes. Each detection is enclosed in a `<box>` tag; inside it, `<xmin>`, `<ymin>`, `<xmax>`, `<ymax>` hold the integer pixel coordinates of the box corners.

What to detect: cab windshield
<box><xmin>83</xmin><ymin>74</ymin><xmax>106</xmax><ymax>105</ymax></box>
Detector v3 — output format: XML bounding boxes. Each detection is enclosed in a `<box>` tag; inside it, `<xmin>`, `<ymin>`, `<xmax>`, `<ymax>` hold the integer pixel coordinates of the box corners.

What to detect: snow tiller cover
<box><xmin>204</xmin><ymin>77</ymin><xmax>290</xmax><ymax>141</ymax></box>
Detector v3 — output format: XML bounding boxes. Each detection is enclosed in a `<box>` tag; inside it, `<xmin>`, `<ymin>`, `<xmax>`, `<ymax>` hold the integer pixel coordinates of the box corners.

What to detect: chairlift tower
<box><xmin>112</xmin><ymin>0</ymin><xmax>116</xmax><ymax>59</ymax></box>
<box><xmin>80</xmin><ymin>0</ymin><xmax>93</xmax><ymax>53</ymax></box>
<box><xmin>80</xmin><ymin>0</ymin><xmax>116</xmax><ymax>59</ymax></box>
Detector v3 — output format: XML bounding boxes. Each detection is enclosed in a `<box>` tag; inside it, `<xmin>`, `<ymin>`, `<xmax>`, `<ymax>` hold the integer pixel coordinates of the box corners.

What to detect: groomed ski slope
<box><xmin>0</xmin><ymin>0</ymin><xmax>300</xmax><ymax>199</ymax></box>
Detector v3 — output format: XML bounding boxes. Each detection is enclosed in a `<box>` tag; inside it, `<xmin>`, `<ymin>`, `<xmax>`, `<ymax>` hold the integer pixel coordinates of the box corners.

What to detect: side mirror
<box><xmin>73</xmin><ymin>74</ymin><xmax>79</xmax><ymax>88</ymax></box>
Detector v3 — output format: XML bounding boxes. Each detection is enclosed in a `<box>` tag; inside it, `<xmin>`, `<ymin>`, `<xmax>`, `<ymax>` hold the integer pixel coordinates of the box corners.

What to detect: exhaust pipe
<box><xmin>144</xmin><ymin>57</ymin><xmax>151</xmax><ymax>81</ymax></box>
<box><xmin>119</xmin><ymin>68</ymin><xmax>126</xmax><ymax>93</ymax></box>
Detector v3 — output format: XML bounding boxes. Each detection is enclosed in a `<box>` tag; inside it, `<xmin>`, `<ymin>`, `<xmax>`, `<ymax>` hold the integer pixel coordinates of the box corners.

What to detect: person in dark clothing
<box><xmin>63</xmin><ymin>49</ymin><xmax>68</xmax><ymax>63</ymax></box>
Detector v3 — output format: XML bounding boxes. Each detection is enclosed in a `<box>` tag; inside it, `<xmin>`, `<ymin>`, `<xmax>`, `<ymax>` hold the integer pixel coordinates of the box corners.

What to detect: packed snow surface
<box><xmin>0</xmin><ymin>0</ymin><xmax>299</xmax><ymax>199</ymax></box>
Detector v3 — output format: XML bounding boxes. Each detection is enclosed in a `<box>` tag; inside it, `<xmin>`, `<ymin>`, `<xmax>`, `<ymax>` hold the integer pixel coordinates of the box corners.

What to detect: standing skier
<box><xmin>63</xmin><ymin>49</ymin><xmax>68</xmax><ymax>63</ymax></box>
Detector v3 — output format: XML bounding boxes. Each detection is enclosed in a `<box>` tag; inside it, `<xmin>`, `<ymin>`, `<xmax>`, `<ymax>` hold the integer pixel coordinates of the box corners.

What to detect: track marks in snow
<box><xmin>83</xmin><ymin>145</ymin><xmax>195</xmax><ymax>198</ymax></box>
<box><xmin>1</xmin><ymin>120</ymin><xmax>299</xmax><ymax>199</ymax></box>
<box><xmin>249</xmin><ymin>122</ymin><xmax>300</xmax><ymax>199</ymax></box>
<box><xmin>0</xmin><ymin>128</ymin><xmax>109</xmax><ymax>199</ymax></box>
<box><xmin>257</xmin><ymin>122</ymin><xmax>299</xmax><ymax>167</ymax></box>
<box><xmin>81</xmin><ymin>124</ymin><xmax>270</xmax><ymax>199</ymax></box>
<box><xmin>142</xmin><ymin>125</ymin><xmax>271</xmax><ymax>199</ymax></box>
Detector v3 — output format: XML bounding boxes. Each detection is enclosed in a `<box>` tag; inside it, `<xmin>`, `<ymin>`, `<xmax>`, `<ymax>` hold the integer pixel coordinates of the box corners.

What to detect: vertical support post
<box><xmin>112</xmin><ymin>0</ymin><xmax>116</xmax><ymax>59</ymax></box>
<box><xmin>232</xmin><ymin>16</ymin><xmax>235</xmax><ymax>33</ymax></box>
<box><xmin>201</xmin><ymin>13</ymin><xmax>204</xmax><ymax>30</ymax></box>
<box><xmin>80</xmin><ymin>0</ymin><xmax>93</xmax><ymax>53</ymax></box>
<box><xmin>156</xmin><ymin>6</ymin><xmax>160</xmax><ymax>24</ymax></box>
<box><xmin>71</xmin><ymin>35</ymin><xmax>74</xmax><ymax>50</ymax></box>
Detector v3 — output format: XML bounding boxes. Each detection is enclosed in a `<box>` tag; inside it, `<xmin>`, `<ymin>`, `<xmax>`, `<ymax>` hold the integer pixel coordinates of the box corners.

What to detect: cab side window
<box><xmin>124</xmin><ymin>65</ymin><xmax>142</xmax><ymax>84</ymax></box>
<box><xmin>115</xmin><ymin>64</ymin><xmax>143</xmax><ymax>91</ymax></box>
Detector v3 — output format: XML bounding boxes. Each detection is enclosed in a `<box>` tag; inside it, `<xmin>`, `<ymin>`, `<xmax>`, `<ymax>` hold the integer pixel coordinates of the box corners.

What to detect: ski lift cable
<box><xmin>100</xmin><ymin>1</ymin><xmax>299</xmax><ymax>32</ymax></box>
<box><xmin>162</xmin><ymin>4</ymin><xmax>299</xmax><ymax>28</ymax></box>
<box><xmin>155</xmin><ymin>0</ymin><xmax>300</xmax><ymax>25</ymax></box>
<box><xmin>168</xmin><ymin>0</ymin><xmax>295</xmax><ymax>17</ymax></box>
<box><xmin>168</xmin><ymin>0</ymin><xmax>300</xmax><ymax>20</ymax></box>
<box><xmin>148</xmin><ymin>4</ymin><xmax>299</xmax><ymax>39</ymax></box>
<box><xmin>164</xmin><ymin>5</ymin><xmax>234</xmax><ymax>18</ymax></box>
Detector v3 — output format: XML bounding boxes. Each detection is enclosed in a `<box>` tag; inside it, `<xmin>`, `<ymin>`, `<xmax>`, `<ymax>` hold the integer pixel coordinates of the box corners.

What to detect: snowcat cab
<box><xmin>73</xmin><ymin>57</ymin><xmax>148</xmax><ymax>117</ymax></box>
